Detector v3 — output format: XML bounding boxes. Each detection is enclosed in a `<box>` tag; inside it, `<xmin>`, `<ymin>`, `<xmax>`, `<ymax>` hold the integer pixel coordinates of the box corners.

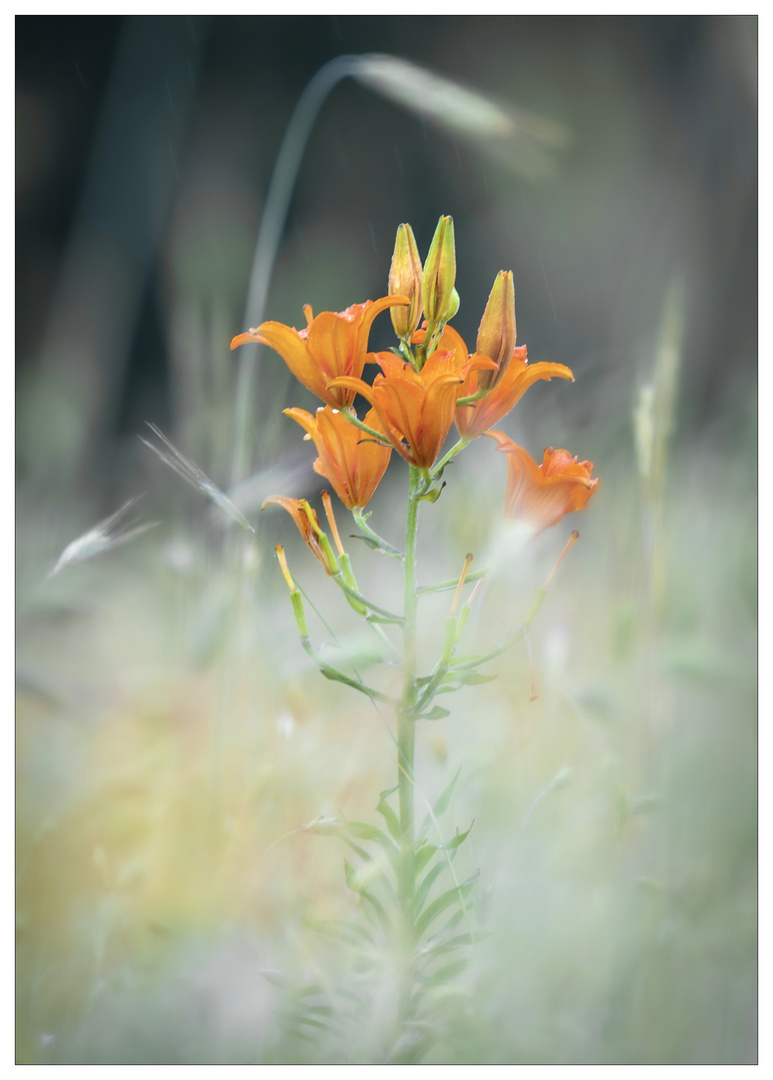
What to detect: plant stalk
<box><xmin>396</xmin><ymin>465</ymin><xmax>421</xmax><ymax>1023</ymax></box>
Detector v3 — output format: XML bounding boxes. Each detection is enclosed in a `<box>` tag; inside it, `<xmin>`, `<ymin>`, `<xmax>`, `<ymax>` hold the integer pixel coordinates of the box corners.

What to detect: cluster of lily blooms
<box><xmin>231</xmin><ymin>216</ymin><xmax>598</xmax><ymax>574</ymax></box>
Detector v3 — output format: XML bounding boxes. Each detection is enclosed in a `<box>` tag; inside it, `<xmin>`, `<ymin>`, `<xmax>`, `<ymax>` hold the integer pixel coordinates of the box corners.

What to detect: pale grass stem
<box><xmin>47</xmin><ymin>496</ymin><xmax>158</xmax><ymax>578</ymax></box>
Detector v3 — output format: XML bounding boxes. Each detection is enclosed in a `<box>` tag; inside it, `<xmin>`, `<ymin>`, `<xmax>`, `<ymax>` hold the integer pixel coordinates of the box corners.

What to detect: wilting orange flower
<box><xmin>284</xmin><ymin>405</ymin><xmax>391</xmax><ymax>509</ymax></box>
<box><xmin>231</xmin><ymin>296</ymin><xmax>408</xmax><ymax>409</ymax></box>
<box><xmin>330</xmin><ymin>350</ymin><xmax>495</xmax><ymax>469</ymax></box>
<box><xmin>261</xmin><ymin>495</ymin><xmax>337</xmax><ymax>573</ymax></box>
<box><xmin>485</xmin><ymin>430</ymin><xmax>599</xmax><ymax>534</ymax></box>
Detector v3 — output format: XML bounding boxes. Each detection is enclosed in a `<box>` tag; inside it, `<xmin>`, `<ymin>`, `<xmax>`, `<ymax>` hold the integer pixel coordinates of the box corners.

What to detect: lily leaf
<box><xmin>421</xmin><ymin>705</ymin><xmax>450</xmax><ymax>721</ymax></box>
<box><xmin>414</xmin><ymin>872</ymin><xmax>479</xmax><ymax>939</ymax></box>
<box><xmin>441</xmin><ymin>670</ymin><xmax>497</xmax><ymax>686</ymax></box>
<box><xmin>419</xmin><ymin>765</ymin><xmax>463</xmax><ymax>838</ymax></box>
<box><xmin>420</xmin><ymin>932</ymin><xmax>480</xmax><ymax>959</ymax></box>
<box><xmin>415</xmin><ymin>861</ymin><xmax>446</xmax><ymax>915</ymax></box>
<box><xmin>440</xmin><ymin>823</ymin><xmax>473</xmax><ymax>851</ymax></box>
<box><xmin>422</xmin><ymin>957</ymin><xmax>471</xmax><ymax>985</ymax></box>
<box><xmin>318</xmin><ymin>665</ymin><xmax>390</xmax><ymax>703</ymax></box>
<box><xmin>415</xmin><ymin>843</ymin><xmax>438</xmax><ymax>876</ymax></box>
<box><xmin>433</xmin><ymin>766</ymin><xmax>463</xmax><ymax>818</ymax></box>
<box><xmin>344</xmin><ymin>820</ymin><xmax>397</xmax><ymax>847</ymax></box>
<box><xmin>344</xmin><ymin>860</ymin><xmax>393</xmax><ymax>934</ymax></box>
<box><xmin>348</xmin><ymin>532</ymin><xmax>387</xmax><ymax>550</ymax></box>
<box><xmin>417</xmin><ymin>483</ymin><xmax>446</xmax><ymax>504</ymax></box>
<box><xmin>376</xmin><ymin>786</ymin><xmax>401</xmax><ymax>842</ymax></box>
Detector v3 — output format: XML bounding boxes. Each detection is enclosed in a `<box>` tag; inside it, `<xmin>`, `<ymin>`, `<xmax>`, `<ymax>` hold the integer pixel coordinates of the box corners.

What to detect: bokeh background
<box><xmin>16</xmin><ymin>15</ymin><xmax>757</xmax><ymax>1064</ymax></box>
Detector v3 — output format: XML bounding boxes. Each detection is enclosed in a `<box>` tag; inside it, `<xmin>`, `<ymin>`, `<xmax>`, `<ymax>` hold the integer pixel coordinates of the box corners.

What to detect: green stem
<box><xmin>351</xmin><ymin>508</ymin><xmax>404</xmax><ymax>559</ymax></box>
<box><xmin>456</xmin><ymin>387</ymin><xmax>490</xmax><ymax>407</ymax></box>
<box><xmin>342</xmin><ymin>408</ymin><xmax>393</xmax><ymax>446</ymax></box>
<box><xmin>416</xmin><ymin>617</ymin><xmax>457</xmax><ymax>711</ymax></box>
<box><xmin>448</xmin><ymin>628</ymin><xmax>524</xmax><ymax>670</ymax></box>
<box><xmin>415</xmin><ymin>567</ymin><xmax>488</xmax><ymax>595</ymax></box>
<box><xmin>332</xmin><ymin>573</ymin><xmax>405</xmax><ymax>623</ymax></box>
<box><xmin>397</xmin><ymin>465</ymin><xmax>421</xmax><ymax>1021</ymax></box>
<box><xmin>430</xmin><ymin>437</ymin><xmax>469</xmax><ymax>479</ymax></box>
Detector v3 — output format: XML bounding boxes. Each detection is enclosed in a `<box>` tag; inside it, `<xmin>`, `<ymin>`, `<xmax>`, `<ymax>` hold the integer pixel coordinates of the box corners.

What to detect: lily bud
<box><xmin>422</xmin><ymin>215</ymin><xmax>457</xmax><ymax>327</ymax></box>
<box><xmin>446</xmin><ymin>287</ymin><xmax>461</xmax><ymax>321</ymax></box>
<box><xmin>476</xmin><ymin>270</ymin><xmax>516</xmax><ymax>391</ymax></box>
<box><xmin>388</xmin><ymin>223</ymin><xmax>423</xmax><ymax>338</ymax></box>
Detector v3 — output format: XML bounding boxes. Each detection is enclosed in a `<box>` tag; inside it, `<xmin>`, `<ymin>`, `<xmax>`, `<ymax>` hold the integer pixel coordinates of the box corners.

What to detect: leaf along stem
<box><xmin>351</xmin><ymin>507</ymin><xmax>404</xmax><ymax>559</ymax></box>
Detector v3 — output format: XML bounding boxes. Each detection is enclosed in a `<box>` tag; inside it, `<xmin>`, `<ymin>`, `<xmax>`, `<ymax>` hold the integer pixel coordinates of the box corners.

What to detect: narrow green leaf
<box><xmin>435</xmin><ymin>907</ymin><xmax>467</xmax><ymax>937</ymax></box>
<box><xmin>414</xmin><ymin>861</ymin><xmax>446</xmax><ymax>915</ymax></box>
<box><xmin>421</xmin><ymin>705</ymin><xmax>450</xmax><ymax>721</ymax></box>
<box><xmin>433</xmin><ymin>766</ymin><xmax>462</xmax><ymax>818</ymax></box>
<box><xmin>423</xmin><ymin>957</ymin><xmax>470</xmax><ymax>985</ymax></box>
<box><xmin>359</xmin><ymin>889</ymin><xmax>393</xmax><ymax>935</ymax></box>
<box><xmin>293</xmin><ymin>1016</ymin><xmax>328</xmax><ymax>1031</ymax></box>
<box><xmin>416</xmin><ymin>482</ymin><xmax>446</xmax><ymax>503</ymax></box>
<box><xmin>421</xmin><ymin>932</ymin><xmax>478</xmax><ymax>958</ymax></box>
<box><xmin>344</xmin><ymin>860</ymin><xmax>393</xmax><ymax>932</ymax></box>
<box><xmin>376</xmin><ymin>788</ymin><xmax>402</xmax><ymax>842</ymax></box>
<box><xmin>345</xmin><ymin>821</ymin><xmax>398</xmax><ymax>849</ymax></box>
<box><xmin>415</xmin><ymin>873</ymin><xmax>478</xmax><ymax>939</ymax></box>
<box><xmin>440</xmin><ymin>823</ymin><xmax>473</xmax><ymax>851</ymax></box>
<box><xmin>339</xmin><ymin>830</ymin><xmax>401</xmax><ymax>878</ymax></box>
<box><xmin>344</xmin><ymin>859</ymin><xmax>357</xmax><ymax>891</ymax></box>
<box><xmin>444</xmin><ymin>671</ymin><xmax>497</xmax><ymax>686</ymax></box>
<box><xmin>285</xmin><ymin>1026</ymin><xmax>315</xmax><ymax>1043</ymax></box>
<box><xmin>419</xmin><ymin>766</ymin><xmax>463</xmax><ymax>838</ymax></box>
<box><xmin>349</xmin><ymin>532</ymin><xmax>385</xmax><ymax>550</ymax></box>
<box><xmin>319</xmin><ymin>666</ymin><xmax>388</xmax><ymax>701</ymax></box>
<box><xmin>304</xmin><ymin>1004</ymin><xmax>336</xmax><ymax>1017</ymax></box>
<box><xmin>414</xmin><ymin>843</ymin><xmax>438</xmax><ymax>875</ymax></box>
<box><xmin>339</xmin><ymin>836</ymin><xmax>371</xmax><ymax>863</ymax></box>
<box><xmin>303</xmin><ymin>918</ymin><xmax>375</xmax><ymax>948</ymax></box>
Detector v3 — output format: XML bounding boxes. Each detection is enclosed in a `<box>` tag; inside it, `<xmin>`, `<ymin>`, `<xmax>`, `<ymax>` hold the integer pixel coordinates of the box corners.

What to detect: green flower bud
<box><xmin>446</xmin><ymin>287</ymin><xmax>461</xmax><ymax>321</ymax></box>
<box><xmin>388</xmin><ymin>223</ymin><xmax>423</xmax><ymax>338</ymax></box>
<box><xmin>422</xmin><ymin>215</ymin><xmax>457</xmax><ymax>327</ymax></box>
<box><xmin>476</xmin><ymin>270</ymin><xmax>516</xmax><ymax>390</ymax></box>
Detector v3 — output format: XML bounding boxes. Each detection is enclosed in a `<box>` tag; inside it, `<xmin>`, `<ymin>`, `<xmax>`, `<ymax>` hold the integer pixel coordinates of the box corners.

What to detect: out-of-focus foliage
<box><xmin>17</xmin><ymin>14</ymin><xmax>756</xmax><ymax>1064</ymax></box>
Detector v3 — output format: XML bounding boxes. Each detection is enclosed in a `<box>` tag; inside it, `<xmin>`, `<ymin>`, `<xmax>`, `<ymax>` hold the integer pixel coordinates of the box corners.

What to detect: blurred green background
<box><xmin>16</xmin><ymin>15</ymin><xmax>756</xmax><ymax>1064</ymax></box>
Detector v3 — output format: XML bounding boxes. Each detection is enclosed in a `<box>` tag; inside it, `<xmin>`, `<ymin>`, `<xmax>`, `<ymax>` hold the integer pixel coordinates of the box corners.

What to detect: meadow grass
<box><xmin>16</xmin><ymin>413</ymin><xmax>756</xmax><ymax>1063</ymax></box>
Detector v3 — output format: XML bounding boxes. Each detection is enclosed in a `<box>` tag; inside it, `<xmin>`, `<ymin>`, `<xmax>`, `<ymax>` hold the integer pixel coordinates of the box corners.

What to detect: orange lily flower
<box><xmin>456</xmin><ymin>347</ymin><xmax>574</xmax><ymax>439</ymax></box>
<box><xmin>410</xmin><ymin>324</ymin><xmax>574</xmax><ymax>440</ymax></box>
<box><xmin>231</xmin><ymin>296</ymin><xmax>409</xmax><ymax>409</ymax></box>
<box><xmin>485</xmin><ymin>430</ymin><xmax>599</xmax><ymax>534</ymax></box>
<box><xmin>261</xmin><ymin>495</ymin><xmax>337</xmax><ymax>574</ymax></box>
<box><xmin>329</xmin><ymin>350</ymin><xmax>496</xmax><ymax>469</ymax></box>
<box><xmin>284</xmin><ymin>405</ymin><xmax>391</xmax><ymax>510</ymax></box>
